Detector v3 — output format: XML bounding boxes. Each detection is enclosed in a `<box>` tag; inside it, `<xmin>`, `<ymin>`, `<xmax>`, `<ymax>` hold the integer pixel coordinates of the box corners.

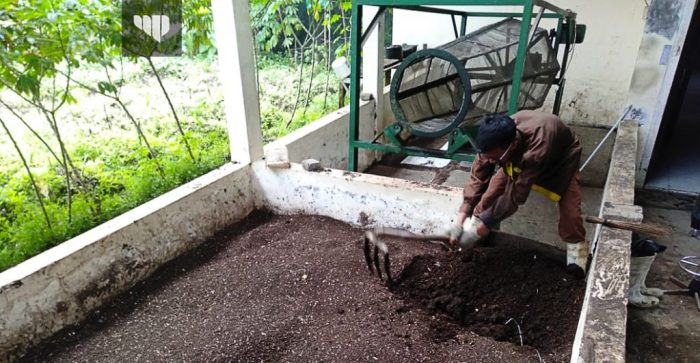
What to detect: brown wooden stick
<box><xmin>584</xmin><ymin>215</ymin><xmax>672</xmax><ymax>237</ymax></box>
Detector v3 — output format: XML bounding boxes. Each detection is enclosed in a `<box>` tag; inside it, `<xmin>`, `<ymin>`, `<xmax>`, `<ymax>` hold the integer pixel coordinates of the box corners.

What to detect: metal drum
<box><xmin>390</xmin><ymin>18</ymin><xmax>560</xmax><ymax>139</ymax></box>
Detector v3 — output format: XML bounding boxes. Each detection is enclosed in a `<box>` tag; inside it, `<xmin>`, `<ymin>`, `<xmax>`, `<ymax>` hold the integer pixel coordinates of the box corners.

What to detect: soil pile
<box><xmin>20</xmin><ymin>213</ymin><xmax>583</xmax><ymax>363</ymax></box>
<box><xmin>392</xmin><ymin>244</ymin><xmax>584</xmax><ymax>354</ymax></box>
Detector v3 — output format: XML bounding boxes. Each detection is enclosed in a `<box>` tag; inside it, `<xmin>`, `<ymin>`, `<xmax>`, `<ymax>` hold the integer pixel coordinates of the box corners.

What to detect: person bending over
<box><xmin>449</xmin><ymin>111</ymin><xmax>589</xmax><ymax>277</ymax></box>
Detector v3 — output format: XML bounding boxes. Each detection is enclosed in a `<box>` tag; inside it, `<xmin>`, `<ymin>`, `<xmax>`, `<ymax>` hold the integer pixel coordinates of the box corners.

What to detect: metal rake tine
<box><xmin>374</xmin><ymin>245</ymin><xmax>383</xmax><ymax>281</ymax></box>
<box><xmin>384</xmin><ymin>252</ymin><xmax>393</xmax><ymax>286</ymax></box>
<box><xmin>363</xmin><ymin>234</ymin><xmax>374</xmax><ymax>274</ymax></box>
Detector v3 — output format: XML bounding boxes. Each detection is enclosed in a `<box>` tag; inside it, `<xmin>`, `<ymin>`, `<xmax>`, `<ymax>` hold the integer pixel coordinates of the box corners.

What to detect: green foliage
<box><xmin>0</xmin><ymin>0</ymin><xmax>119</xmax><ymax>100</ymax></box>
<box><xmin>257</xmin><ymin>58</ymin><xmax>339</xmax><ymax>142</ymax></box>
<box><xmin>183</xmin><ymin>0</ymin><xmax>215</xmax><ymax>57</ymax></box>
<box><xmin>250</xmin><ymin>0</ymin><xmax>352</xmax><ymax>59</ymax></box>
<box><xmin>262</xmin><ymin>92</ymin><xmax>338</xmax><ymax>141</ymax></box>
<box><xmin>0</xmin><ymin>1</ymin><xmax>348</xmax><ymax>272</ymax></box>
<box><xmin>0</xmin><ymin>122</ymin><xmax>229</xmax><ymax>272</ymax></box>
<box><xmin>250</xmin><ymin>0</ymin><xmax>304</xmax><ymax>53</ymax></box>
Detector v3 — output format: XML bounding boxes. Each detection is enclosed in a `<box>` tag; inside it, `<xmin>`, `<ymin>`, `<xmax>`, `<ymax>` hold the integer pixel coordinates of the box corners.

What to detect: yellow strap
<box><xmin>505</xmin><ymin>162</ymin><xmax>522</xmax><ymax>178</ymax></box>
<box><xmin>531</xmin><ymin>184</ymin><xmax>562</xmax><ymax>202</ymax></box>
<box><xmin>504</xmin><ymin>162</ymin><xmax>561</xmax><ymax>202</ymax></box>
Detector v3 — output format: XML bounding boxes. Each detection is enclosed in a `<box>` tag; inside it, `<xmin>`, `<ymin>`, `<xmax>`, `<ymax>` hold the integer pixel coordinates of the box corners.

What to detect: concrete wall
<box><xmin>392</xmin><ymin>1</ymin><xmax>647</xmax><ymax>126</ymax></box>
<box><xmin>251</xmin><ymin>161</ymin><xmax>462</xmax><ymax>233</ymax></box>
<box><xmin>265</xmin><ymin>93</ymin><xmax>392</xmax><ymax>172</ymax></box>
<box><xmin>0</xmin><ymin>163</ymin><xmax>257</xmax><ymax>362</ymax></box>
<box><xmin>572</xmin><ymin>125</ymin><xmax>614</xmax><ymax>187</ymax></box>
<box><xmin>626</xmin><ymin>0</ymin><xmax>697</xmax><ymax>186</ymax></box>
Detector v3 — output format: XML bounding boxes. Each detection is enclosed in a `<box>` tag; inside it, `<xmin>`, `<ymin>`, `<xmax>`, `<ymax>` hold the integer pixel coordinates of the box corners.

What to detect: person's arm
<box><xmin>478</xmin><ymin>167</ymin><xmax>534</xmax><ymax>228</ymax></box>
<box><xmin>479</xmin><ymin>130</ymin><xmax>551</xmax><ymax>228</ymax></box>
<box><xmin>459</xmin><ymin>154</ymin><xmax>496</xmax><ymax>220</ymax></box>
<box><xmin>450</xmin><ymin>155</ymin><xmax>495</xmax><ymax>246</ymax></box>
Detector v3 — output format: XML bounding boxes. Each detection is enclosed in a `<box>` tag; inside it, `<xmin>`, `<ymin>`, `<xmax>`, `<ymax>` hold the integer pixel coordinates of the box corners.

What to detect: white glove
<box><xmin>447</xmin><ymin>224</ymin><xmax>463</xmax><ymax>243</ymax></box>
<box><xmin>459</xmin><ymin>216</ymin><xmax>486</xmax><ymax>249</ymax></box>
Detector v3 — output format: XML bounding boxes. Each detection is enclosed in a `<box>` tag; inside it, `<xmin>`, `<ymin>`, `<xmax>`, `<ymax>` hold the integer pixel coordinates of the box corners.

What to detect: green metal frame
<box><xmin>348</xmin><ymin>0</ymin><xmax>577</xmax><ymax>171</ymax></box>
<box><xmin>388</xmin><ymin>48</ymin><xmax>473</xmax><ymax>138</ymax></box>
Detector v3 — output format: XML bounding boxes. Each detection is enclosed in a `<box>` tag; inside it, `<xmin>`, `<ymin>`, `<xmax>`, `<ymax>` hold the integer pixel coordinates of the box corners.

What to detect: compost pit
<box><xmin>20</xmin><ymin>212</ymin><xmax>584</xmax><ymax>363</ymax></box>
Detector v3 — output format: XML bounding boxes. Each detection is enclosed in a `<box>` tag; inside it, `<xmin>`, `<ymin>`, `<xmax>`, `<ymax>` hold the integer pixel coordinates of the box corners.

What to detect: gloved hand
<box><xmin>447</xmin><ymin>224</ymin><xmax>463</xmax><ymax>245</ymax></box>
<box><xmin>447</xmin><ymin>216</ymin><xmax>488</xmax><ymax>249</ymax></box>
<box><xmin>459</xmin><ymin>216</ymin><xmax>488</xmax><ymax>249</ymax></box>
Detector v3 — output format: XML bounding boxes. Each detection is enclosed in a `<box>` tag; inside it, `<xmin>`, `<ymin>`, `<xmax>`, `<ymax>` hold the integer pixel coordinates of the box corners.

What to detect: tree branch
<box><xmin>0</xmin><ymin>116</ymin><xmax>52</xmax><ymax>229</ymax></box>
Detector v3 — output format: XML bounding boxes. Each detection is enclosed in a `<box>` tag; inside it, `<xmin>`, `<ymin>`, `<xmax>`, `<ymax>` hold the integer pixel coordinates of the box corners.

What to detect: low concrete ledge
<box><xmin>264</xmin><ymin>98</ymin><xmax>381</xmax><ymax>172</ymax></box>
<box><xmin>0</xmin><ymin>163</ymin><xmax>256</xmax><ymax>362</ymax></box>
<box><xmin>251</xmin><ymin>161</ymin><xmax>462</xmax><ymax>234</ymax></box>
<box><xmin>572</xmin><ymin>120</ymin><xmax>640</xmax><ymax>363</ymax></box>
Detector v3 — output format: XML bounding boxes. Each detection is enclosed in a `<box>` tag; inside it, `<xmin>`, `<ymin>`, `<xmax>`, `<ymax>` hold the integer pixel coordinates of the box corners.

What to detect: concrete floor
<box><xmin>366</xmin><ymin>161</ymin><xmax>603</xmax><ymax>248</ymax></box>
<box><xmin>626</xmin><ymin>197</ymin><xmax>700</xmax><ymax>363</ymax></box>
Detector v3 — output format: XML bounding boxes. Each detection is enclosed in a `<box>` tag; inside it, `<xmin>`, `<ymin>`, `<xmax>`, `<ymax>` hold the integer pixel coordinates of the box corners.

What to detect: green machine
<box><xmin>347</xmin><ymin>0</ymin><xmax>585</xmax><ymax>171</ymax></box>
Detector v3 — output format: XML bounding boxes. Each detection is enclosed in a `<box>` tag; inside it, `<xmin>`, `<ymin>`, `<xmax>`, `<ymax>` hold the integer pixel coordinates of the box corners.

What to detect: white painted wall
<box><xmin>392</xmin><ymin>1</ymin><xmax>647</xmax><ymax>125</ymax></box>
<box><xmin>212</xmin><ymin>0</ymin><xmax>264</xmax><ymax>164</ymax></box>
<box><xmin>265</xmin><ymin>95</ymin><xmax>390</xmax><ymax>172</ymax></box>
<box><xmin>251</xmin><ymin>161</ymin><xmax>462</xmax><ymax>233</ymax></box>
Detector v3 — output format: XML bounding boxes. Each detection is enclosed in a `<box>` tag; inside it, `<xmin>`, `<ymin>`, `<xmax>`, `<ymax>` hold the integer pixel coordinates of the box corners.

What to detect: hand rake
<box><xmin>363</xmin><ymin>227</ymin><xmax>452</xmax><ymax>286</ymax></box>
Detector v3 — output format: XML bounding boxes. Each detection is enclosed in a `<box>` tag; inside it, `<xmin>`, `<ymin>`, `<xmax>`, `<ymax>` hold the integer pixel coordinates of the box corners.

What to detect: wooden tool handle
<box><xmin>584</xmin><ymin>215</ymin><xmax>608</xmax><ymax>225</ymax></box>
<box><xmin>371</xmin><ymin>227</ymin><xmax>451</xmax><ymax>242</ymax></box>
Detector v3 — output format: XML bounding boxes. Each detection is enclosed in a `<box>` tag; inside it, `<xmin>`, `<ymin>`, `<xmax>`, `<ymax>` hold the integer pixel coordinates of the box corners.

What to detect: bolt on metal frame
<box><xmin>348</xmin><ymin>0</ymin><xmax>577</xmax><ymax>171</ymax></box>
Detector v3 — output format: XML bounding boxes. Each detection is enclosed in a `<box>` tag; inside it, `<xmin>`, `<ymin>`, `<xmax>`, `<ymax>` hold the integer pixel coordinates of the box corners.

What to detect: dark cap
<box><xmin>477</xmin><ymin>114</ymin><xmax>516</xmax><ymax>153</ymax></box>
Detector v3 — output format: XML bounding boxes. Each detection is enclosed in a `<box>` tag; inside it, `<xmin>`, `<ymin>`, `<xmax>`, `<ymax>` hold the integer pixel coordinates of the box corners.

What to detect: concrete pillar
<box><xmin>212</xmin><ymin>0</ymin><xmax>264</xmax><ymax>164</ymax></box>
<box><xmin>362</xmin><ymin>6</ymin><xmax>386</xmax><ymax>136</ymax></box>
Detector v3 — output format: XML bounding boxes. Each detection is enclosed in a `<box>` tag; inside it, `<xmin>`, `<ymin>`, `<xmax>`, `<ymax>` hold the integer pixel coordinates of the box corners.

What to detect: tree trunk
<box><xmin>0</xmin><ymin>117</ymin><xmax>52</xmax><ymax>229</ymax></box>
<box><xmin>44</xmin><ymin>111</ymin><xmax>73</xmax><ymax>223</ymax></box>
<box><xmin>287</xmin><ymin>47</ymin><xmax>306</xmax><ymax>128</ymax></box>
<box><xmin>0</xmin><ymin>99</ymin><xmax>63</xmax><ymax>167</ymax></box>
<box><xmin>147</xmin><ymin>57</ymin><xmax>197</xmax><ymax>163</ymax></box>
<box><xmin>302</xmin><ymin>42</ymin><xmax>317</xmax><ymax>114</ymax></box>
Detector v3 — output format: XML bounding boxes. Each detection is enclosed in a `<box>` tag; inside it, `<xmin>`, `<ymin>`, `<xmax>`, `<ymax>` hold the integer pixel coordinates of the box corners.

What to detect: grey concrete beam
<box><xmin>604</xmin><ymin>120</ymin><xmax>639</xmax><ymax>206</ymax></box>
<box><xmin>572</xmin><ymin>120</ymin><xmax>640</xmax><ymax>362</ymax></box>
<box><xmin>575</xmin><ymin>226</ymin><xmax>632</xmax><ymax>363</ymax></box>
<box><xmin>602</xmin><ymin>202</ymin><xmax>644</xmax><ymax>223</ymax></box>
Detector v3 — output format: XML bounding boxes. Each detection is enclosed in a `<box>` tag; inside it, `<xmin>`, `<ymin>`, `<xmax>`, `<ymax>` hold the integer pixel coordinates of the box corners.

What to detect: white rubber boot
<box><xmin>638</xmin><ymin>255</ymin><xmax>664</xmax><ymax>298</ymax></box>
<box><xmin>629</xmin><ymin>256</ymin><xmax>660</xmax><ymax>308</ymax></box>
<box><xmin>566</xmin><ymin>241</ymin><xmax>589</xmax><ymax>278</ymax></box>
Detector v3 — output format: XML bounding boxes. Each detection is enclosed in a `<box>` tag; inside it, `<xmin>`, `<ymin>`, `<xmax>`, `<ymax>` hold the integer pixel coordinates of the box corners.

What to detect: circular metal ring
<box><xmin>389</xmin><ymin>48</ymin><xmax>472</xmax><ymax>139</ymax></box>
<box><xmin>679</xmin><ymin>256</ymin><xmax>700</xmax><ymax>279</ymax></box>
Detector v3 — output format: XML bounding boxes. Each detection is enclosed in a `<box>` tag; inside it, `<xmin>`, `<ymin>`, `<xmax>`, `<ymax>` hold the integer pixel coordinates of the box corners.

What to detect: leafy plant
<box><xmin>0</xmin><ymin>121</ymin><xmax>230</xmax><ymax>272</ymax></box>
<box><xmin>0</xmin><ymin>0</ymin><xmax>351</xmax><ymax>272</ymax></box>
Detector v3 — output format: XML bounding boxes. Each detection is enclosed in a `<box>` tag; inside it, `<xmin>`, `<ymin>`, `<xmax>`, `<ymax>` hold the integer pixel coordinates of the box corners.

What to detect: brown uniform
<box><xmin>459</xmin><ymin>110</ymin><xmax>586</xmax><ymax>243</ymax></box>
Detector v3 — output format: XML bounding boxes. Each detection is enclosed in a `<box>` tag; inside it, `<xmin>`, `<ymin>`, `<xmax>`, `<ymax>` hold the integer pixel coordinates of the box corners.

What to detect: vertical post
<box><xmin>508</xmin><ymin>0</ymin><xmax>533</xmax><ymax>114</ymax></box>
<box><xmin>553</xmin><ymin>18</ymin><xmax>571</xmax><ymax>115</ymax></box>
<box><xmin>460</xmin><ymin>16</ymin><xmax>467</xmax><ymax>37</ymax></box>
<box><xmin>212</xmin><ymin>0</ymin><xmax>263</xmax><ymax>164</ymax></box>
<box><xmin>553</xmin><ymin>17</ymin><xmax>563</xmax><ymax>49</ymax></box>
<box><xmin>362</xmin><ymin>6</ymin><xmax>385</xmax><ymax>170</ymax></box>
<box><xmin>348</xmin><ymin>3</ymin><xmax>363</xmax><ymax>171</ymax></box>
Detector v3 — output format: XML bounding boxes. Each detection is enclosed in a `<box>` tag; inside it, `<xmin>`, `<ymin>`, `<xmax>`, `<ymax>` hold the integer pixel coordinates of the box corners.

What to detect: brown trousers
<box><xmin>473</xmin><ymin>170</ymin><xmax>586</xmax><ymax>243</ymax></box>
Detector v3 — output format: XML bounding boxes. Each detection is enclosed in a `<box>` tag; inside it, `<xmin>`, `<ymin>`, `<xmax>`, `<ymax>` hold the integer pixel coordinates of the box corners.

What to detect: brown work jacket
<box><xmin>460</xmin><ymin>110</ymin><xmax>582</xmax><ymax>228</ymax></box>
